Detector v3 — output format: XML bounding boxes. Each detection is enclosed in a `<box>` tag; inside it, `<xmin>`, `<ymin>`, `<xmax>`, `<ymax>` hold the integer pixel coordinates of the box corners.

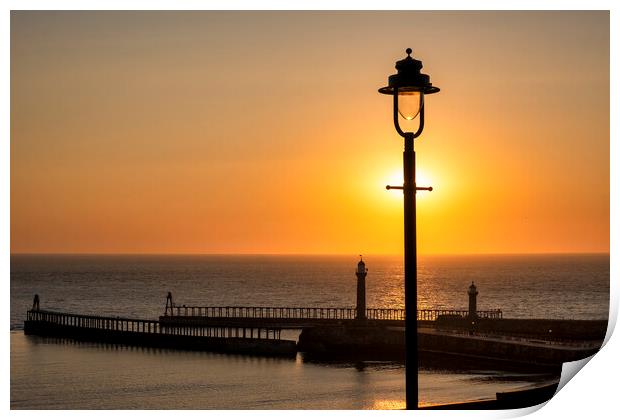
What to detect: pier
<box><xmin>24</xmin><ymin>308</ymin><xmax>297</xmax><ymax>357</ymax></box>
<box><xmin>23</xmin><ymin>293</ymin><xmax>604</xmax><ymax>369</ymax></box>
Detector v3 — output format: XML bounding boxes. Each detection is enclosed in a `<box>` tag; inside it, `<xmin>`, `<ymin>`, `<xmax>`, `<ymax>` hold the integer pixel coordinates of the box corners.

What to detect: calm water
<box><xmin>10</xmin><ymin>254</ymin><xmax>609</xmax><ymax>409</ymax></box>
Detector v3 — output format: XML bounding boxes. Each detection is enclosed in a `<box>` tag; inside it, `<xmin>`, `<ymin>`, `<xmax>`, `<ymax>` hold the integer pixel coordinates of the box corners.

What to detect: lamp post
<box><xmin>378</xmin><ymin>48</ymin><xmax>440</xmax><ymax>409</ymax></box>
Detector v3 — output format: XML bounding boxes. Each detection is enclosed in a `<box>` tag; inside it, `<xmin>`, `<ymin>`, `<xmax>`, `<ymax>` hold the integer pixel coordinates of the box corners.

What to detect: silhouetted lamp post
<box><xmin>379</xmin><ymin>48</ymin><xmax>440</xmax><ymax>409</ymax></box>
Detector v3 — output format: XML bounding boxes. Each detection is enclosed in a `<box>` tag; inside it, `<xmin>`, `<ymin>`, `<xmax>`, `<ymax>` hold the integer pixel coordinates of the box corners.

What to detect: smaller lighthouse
<box><xmin>468</xmin><ymin>282</ymin><xmax>478</xmax><ymax>320</ymax></box>
<box><xmin>356</xmin><ymin>256</ymin><xmax>368</xmax><ymax>320</ymax></box>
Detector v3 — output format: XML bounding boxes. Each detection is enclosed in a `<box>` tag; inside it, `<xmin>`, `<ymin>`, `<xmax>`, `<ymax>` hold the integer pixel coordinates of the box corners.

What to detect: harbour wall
<box><xmin>437</xmin><ymin>317</ymin><xmax>608</xmax><ymax>341</ymax></box>
<box><xmin>297</xmin><ymin>324</ymin><xmax>603</xmax><ymax>366</ymax></box>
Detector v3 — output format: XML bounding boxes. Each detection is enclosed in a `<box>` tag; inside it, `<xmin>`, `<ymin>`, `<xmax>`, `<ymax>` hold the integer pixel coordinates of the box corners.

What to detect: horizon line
<box><xmin>9</xmin><ymin>251</ymin><xmax>611</xmax><ymax>257</ymax></box>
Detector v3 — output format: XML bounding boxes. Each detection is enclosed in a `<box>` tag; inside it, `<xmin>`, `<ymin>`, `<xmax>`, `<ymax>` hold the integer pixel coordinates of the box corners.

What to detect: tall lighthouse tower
<box><xmin>356</xmin><ymin>256</ymin><xmax>368</xmax><ymax>320</ymax></box>
<box><xmin>468</xmin><ymin>281</ymin><xmax>478</xmax><ymax>320</ymax></box>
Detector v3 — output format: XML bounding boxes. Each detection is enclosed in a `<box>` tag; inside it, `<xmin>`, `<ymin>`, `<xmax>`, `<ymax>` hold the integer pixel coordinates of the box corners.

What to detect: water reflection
<box><xmin>12</xmin><ymin>333</ymin><xmax>560</xmax><ymax>409</ymax></box>
<box><xmin>369</xmin><ymin>399</ymin><xmax>406</xmax><ymax>410</ymax></box>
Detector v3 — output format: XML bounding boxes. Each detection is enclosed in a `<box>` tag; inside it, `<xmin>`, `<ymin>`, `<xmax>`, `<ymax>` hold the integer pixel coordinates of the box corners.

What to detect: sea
<box><xmin>10</xmin><ymin>253</ymin><xmax>609</xmax><ymax>409</ymax></box>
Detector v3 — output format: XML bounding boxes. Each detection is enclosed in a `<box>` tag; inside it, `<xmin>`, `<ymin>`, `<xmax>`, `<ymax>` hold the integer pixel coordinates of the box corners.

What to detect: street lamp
<box><xmin>378</xmin><ymin>48</ymin><xmax>440</xmax><ymax>410</ymax></box>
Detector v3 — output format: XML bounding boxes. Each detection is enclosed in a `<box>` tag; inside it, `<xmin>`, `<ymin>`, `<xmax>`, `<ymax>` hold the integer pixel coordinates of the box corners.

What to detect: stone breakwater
<box><xmin>297</xmin><ymin>319</ymin><xmax>606</xmax><ymax>366</ymax></box>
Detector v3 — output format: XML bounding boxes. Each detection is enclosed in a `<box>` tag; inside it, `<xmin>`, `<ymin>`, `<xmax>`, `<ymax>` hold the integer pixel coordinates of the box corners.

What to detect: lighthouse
<box><xmin>356</xmin><ymin>256</ymin><xmax>368</xmax><ymax>320</ymax></box>
<box><xmin>468</xmin><ymin>282</ymin><xmax>478</xmax><ymax>320</ymax></box>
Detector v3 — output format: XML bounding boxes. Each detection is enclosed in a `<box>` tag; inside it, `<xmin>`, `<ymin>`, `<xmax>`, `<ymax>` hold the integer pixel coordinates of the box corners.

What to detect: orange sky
<box><xmin>10</xmin><ymin>11</ymin><xmax>610</xmax><ymax>255</ymax></box>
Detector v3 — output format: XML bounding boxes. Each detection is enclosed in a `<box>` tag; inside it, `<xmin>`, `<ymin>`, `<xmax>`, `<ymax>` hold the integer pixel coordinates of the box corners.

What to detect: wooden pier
<box><xmin>24</xmin><ymin>309</ymin><xmax>297</xmax><ymax>357</ymax></box>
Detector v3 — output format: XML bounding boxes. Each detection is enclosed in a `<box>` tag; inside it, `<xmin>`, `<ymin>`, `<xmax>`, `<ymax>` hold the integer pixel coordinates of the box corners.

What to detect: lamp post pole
<box><xmin>379</xmin><ymin>48</ymin><xmax>439</xmax><ymax>410</ymax></box>
<box><xmin>403</xmin><ymin>132</ymin><xmax>418</xmax><ymax>409</ymax></box>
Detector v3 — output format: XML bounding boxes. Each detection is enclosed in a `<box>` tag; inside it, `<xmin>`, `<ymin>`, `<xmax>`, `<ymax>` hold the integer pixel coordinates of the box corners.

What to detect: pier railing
<box><xmin>26</xmin><ymin>309</ymin><xmax>282</xmax><ymax>340</ymax></box>
<box><xmin>163</xmin><ymin>306</ymin><xmax>502</xmax><ymax>321</ymax></box>
<box><xmin>418</xmin><ymin>309</ymin><xmax>502</xmax><ymax>321</ymax></box>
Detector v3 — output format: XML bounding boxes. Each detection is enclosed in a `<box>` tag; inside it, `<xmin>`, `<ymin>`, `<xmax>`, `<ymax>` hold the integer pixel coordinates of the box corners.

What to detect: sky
<box><xmin>10</xmin><ymin>11</ymin><xmax>609</xmax><ymax>255</ymax></box>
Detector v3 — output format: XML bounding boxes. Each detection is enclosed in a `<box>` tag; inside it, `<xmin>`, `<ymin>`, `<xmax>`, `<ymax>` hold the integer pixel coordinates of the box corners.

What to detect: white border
<box><xmin>3</xmin><ymin>2</ymin><xmax>617</xmax><ymax>419</ymax></box>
